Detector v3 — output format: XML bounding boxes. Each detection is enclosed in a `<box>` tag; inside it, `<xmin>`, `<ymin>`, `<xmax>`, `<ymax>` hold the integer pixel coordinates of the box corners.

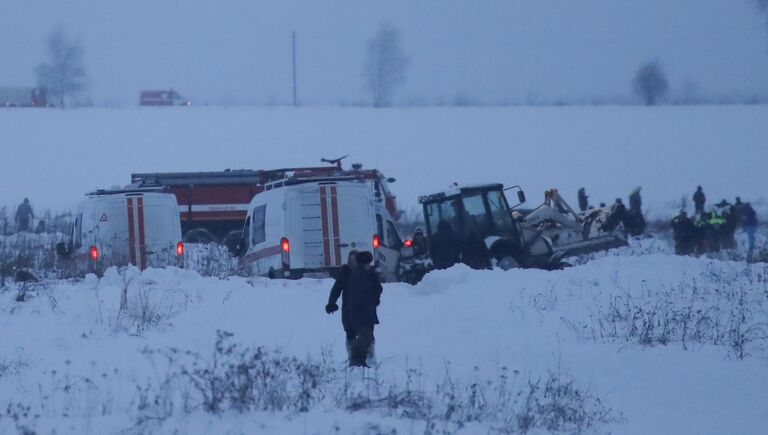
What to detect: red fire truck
<box><xmin>129</xmin><ymin>160</ymin><xmax>401</xmax><ymax>249</ymax></box>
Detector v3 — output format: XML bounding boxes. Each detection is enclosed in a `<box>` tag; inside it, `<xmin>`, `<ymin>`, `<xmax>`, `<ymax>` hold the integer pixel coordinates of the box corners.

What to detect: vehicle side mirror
<box><xmin>56</xmin><ymin>242</ymin><xmax>71</xmax><ymax>258</ymax></box>
<box><xmin>387</xmin><ymin>177</ymin><xmax>396</xmax><ymax>183</ymax></box>
<box><xmin>517</xmin><ymin>190</ymin><xmax>526</xmax><ymax>204</ymax></box>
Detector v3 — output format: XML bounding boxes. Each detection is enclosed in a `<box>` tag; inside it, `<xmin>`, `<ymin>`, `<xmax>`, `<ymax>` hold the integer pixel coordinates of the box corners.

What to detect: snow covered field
<box><xmin>1</xmin><ymin>105</ymin><xmax>767</xmax><ymax>220</ymax></box>
<box><xmin>4</xmin><ymin>0</ymin><xmax>768</xmax><ymax>431</ymax></box>
<box><xmin>1</xmin><ymin>232</ymin><xmax>767</xmax><ymax>434</ymax></box>
<box><xmin>2</xmin><ymin>104</ymin><xmax>767</xmax><ymax>433</ymax></box>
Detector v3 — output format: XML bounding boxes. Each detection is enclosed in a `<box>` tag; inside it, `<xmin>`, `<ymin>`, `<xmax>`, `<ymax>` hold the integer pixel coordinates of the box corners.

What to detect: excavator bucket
<box><xmin>550</xmin><ymin>234</ymin><xmax>628</xmax><ymax>260</ymax></box>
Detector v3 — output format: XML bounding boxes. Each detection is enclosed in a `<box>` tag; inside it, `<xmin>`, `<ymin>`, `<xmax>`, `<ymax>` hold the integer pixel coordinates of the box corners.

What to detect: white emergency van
<box><xmin>57</xmin><ymin>189</ymin><xmax>184</xmax><ymax>273</ymax></box>
<box><xmin>236</xmin><ymin>178</ymin><xmax>404</xmax><ymax>281</ymax></box>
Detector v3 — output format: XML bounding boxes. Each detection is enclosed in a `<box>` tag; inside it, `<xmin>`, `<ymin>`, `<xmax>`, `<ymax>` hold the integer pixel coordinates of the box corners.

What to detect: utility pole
<box><xmin>292</xmin><ymin>31</ymin><xmax>297</xmax><ymax>106</ymax></box>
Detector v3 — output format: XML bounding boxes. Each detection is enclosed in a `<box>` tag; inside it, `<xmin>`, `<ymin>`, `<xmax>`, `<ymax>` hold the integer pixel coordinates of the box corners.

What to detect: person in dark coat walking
<box><xmin>15</xmin><ymin>198</ymin><xmax>34</xmax><ymax>232</ymax></box>
<box><xmin>327</xmin><ymin>250</ymin><xmax>358</xmax><ymax>359</ymax></box>
<box><xmin>577</xmin><ymin>188</ymin><xmax>589</xmax><ymax>212</ymax></box>
<box><xmin>693</xmin><ymin>186</ymin><xmax>706</xmax><ymax>216</ymax></box>
<box><xmin>326</xmin><ymin>251</ymin><xmax>383</xmax><ymax>367</ymax></box>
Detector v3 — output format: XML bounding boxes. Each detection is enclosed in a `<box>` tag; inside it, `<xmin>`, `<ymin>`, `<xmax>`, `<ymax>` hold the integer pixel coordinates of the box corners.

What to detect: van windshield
<box><xmin>251</xmin><ymin>205</ymin><xmax>266</xmax><ymax>245</ymax></box>
<box><xmin>143</xmin><ymin>204</ymin><xmax>179</xmax><ymax>246</ymax></box>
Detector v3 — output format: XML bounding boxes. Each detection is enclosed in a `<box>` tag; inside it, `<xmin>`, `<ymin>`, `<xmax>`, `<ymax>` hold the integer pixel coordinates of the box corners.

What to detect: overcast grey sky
<box><xmin>1</xmin><ymin>0</ymin><xmax>767</xmax><ymax>105</ymax></box>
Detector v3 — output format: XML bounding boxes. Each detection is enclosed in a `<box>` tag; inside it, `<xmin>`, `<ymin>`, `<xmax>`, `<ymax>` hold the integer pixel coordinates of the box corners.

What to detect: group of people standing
<box><xmin>672</xmin><ymin>186</ymin><xmax>759</xmax><ymax>257</ymax></box>
<box><xmin>578</xmin><ymin>187</ymin><xmax>646</xmax><ymax>236</ymax></box>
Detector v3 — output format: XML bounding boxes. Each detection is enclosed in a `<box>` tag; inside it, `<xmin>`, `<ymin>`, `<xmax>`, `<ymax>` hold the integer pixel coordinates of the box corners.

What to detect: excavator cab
<box><xmin>418</xmin><ymin>183</ymin><xmax>535</xmax><ymax>271</ymax></box>
<box><xmin>422</xmin><ymin>184</ymin><xmax>522</xmax><ymax>242</ymax></box>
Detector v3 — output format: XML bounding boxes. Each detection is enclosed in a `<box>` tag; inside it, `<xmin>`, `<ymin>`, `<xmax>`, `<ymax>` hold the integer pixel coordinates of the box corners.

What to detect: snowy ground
<box><xmin>1</xmin><ymin>231</ymin><xmax>767</xmax><ymax>434</ymax></box>
<box><xmin>2</xmin><ymin>104</ymin><xmax>767</xmax><ymax>433</ymax></box>
<box><xmin>1</xmin><ymin>105</ymin><xmax>767</xmax><ymax>221</ymax></box>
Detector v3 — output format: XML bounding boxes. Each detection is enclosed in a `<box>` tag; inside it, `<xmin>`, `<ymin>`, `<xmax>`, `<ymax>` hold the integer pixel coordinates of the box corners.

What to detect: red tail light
<box><xmin>373</xmin><ymin>234</ymin><xmax>380</xmax><ymax>249</ymax></box>
<box><xmin>89</xmin><ymin>245</ymin><xmax>99</xmax><ymax>261</ymax></box>
<box><xmin>280</xmin><ymin>237</ymin><xmax>290</xmax><ymax>273</ymax></box>
<box><xmin>176</xmin><ymin>241</ymin><xmax>184</xmax><ymax>256</ymax></box>
<box><xmin>403</xmin><ymin>239</ymin><xmax>413</xmax><ymax>248</ymax></box>
<box><xmin>281</xmin><ymin>237</ymin><xmax>290</xmax><ymax>253</ymax></box>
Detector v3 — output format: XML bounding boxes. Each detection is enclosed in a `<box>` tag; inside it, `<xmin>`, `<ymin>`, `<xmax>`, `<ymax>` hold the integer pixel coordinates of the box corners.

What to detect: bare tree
<box><xmin>364</xmin><ymin>23</ymin><xmax>408</xmax><ymax>107</ymax></box>
<box><xmin>633</xmin><ymin>61</ymin><xmax>669</xmax><ymax>106</ymax></box>
<box><xmin>757</xmin><ymin>0</ymin><xmax>768</xmax><ymax>14</ymax></box>
<box><xmin>757</xmin><ymin>0</ymin><xmax>768</xmax><ymax>44</ymax></box>
<box><xmin>35</xmin><ymin>28</ymin><xmax>87</xmax><ymax>108</ymax></box>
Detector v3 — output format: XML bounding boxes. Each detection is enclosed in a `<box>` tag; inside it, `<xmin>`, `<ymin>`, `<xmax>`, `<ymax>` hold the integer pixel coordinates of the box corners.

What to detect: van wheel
<box><xmin>184</xmin><ymin>228</ymin><xmax>216</xmax><ymax>244</ymax></box>
<box><xmin>497</xmin><ymin>255</ymin><xmax>521</xmax><ymax>271</ymax></box>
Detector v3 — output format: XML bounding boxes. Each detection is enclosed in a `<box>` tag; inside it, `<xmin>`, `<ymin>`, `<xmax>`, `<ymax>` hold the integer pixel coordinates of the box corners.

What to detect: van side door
<box><xmin>375</xmin><ymin>214</ymin><xmax>401</xmax><ymax>282</ymax></box>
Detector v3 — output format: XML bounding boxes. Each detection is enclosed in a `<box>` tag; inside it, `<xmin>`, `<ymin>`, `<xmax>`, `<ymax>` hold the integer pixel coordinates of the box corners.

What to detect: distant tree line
<box><xmin>26</xmin><ymin>19</ymin><xmax>767</xmax><ymax>109</ymax></box>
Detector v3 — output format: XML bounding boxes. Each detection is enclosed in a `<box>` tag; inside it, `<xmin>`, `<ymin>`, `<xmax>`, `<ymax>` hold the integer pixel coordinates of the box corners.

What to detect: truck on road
<box><xmin>139</xmin><ymin>89</ymin><xmax>191</xmax><ymax>106</ymax></box>
<box><xmin>0</xmin><ymin>87</ymin><xmax>49</xmax><ymax>107</ymax></box>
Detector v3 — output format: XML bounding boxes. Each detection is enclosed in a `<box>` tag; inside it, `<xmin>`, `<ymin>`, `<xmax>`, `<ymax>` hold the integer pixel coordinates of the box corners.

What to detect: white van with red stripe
<box><xmin>236</xmin><ymin>179</ymin><xmax>403</xmax><ymax>281</ymax></box>
<box><xmin>58</xmin><ymin>190</ymin><xmax>184</xmax><ymax>273</ymax></box>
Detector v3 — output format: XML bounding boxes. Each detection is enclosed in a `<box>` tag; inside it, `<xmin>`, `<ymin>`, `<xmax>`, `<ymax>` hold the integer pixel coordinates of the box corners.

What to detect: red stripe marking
<box><xmin>137</xmin><ymin>197</ymin><xmax>147</xmax><ymax>270</ymax></box>
<box><xmin>319</xmin><ymin>187</ymin><xmax>332</xmax><ymax>267</ymax></box>
<box><xmin>330</xmin><ymin>186</ymin><xmax>342</xmax><ymax>265</ymax></box>
<box><xmin>127</xmin><ymin>198</ymin><xmax>137</xmax><ymax>266</ymax></box>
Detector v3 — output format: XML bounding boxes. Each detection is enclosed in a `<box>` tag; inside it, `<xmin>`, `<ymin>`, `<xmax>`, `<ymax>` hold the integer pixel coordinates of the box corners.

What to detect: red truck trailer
<box><xmin>129</xmin><ymin>161</ymin><xmax>401</xmax><ymax>249</ymax></box>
